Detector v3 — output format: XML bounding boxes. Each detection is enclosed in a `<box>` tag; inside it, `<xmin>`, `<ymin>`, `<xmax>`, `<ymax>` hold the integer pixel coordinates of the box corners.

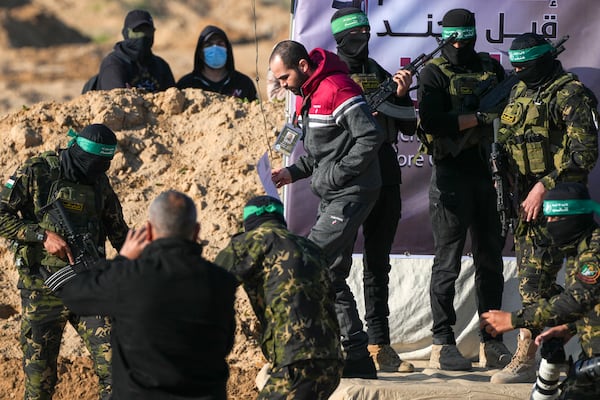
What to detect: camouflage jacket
<box><xmin>498</xmin><ymin>71</ymin><xmax>599</xmax><ymax>195</ymax></box>
<box><xmin>512</xmin><ymin>227</ymin><xmax>600</xmax><ymax>356</ymax></box>
<box><xmin>214</xmin><ymin>220</ymin><xmax>343</xmax><ymax>367</ymax></box>
<box><xmin>0</xmin><ymin>151</ymin><xmax>128</xmax><ymax>290</ymax></box>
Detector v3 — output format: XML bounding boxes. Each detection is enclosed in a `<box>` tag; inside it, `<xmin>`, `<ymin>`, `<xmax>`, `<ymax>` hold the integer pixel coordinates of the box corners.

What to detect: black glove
<box><xmin>476</xmin><ymin>111</ymin><xmax>499</xmax><ymax>126</ymax></box>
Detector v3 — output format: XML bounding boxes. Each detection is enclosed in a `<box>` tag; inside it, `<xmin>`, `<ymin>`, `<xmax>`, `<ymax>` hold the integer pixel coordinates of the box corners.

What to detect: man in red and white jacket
<box><xmin>270</xmin><ymin>40</ymin><xmax>384</xmax><ymax>379</ymax></box>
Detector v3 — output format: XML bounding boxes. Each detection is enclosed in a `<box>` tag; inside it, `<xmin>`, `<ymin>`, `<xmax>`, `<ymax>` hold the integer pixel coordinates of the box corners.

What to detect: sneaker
<box><xmin>429</xmin><ymin>344</ymin><xmax>472</xmax><ymax>371</ymax></box>
<box><xmin>490</xmin><ymin>329</ymin><xmax>537</xmax><ymax>384</ymax></box>
<box><xmin>368</xmin><ymin>344</ymin><xmax>415</xmax><ymax>372</ymax></box>
<box><xmin>480</xmin><ymin>340</ymin><xmax>512</xmax><ymax>369</ymax></box>
<box><xmin>342</xmin><ymin>355</ymin><xmax>378</xmax><ymax>379</ymax></box>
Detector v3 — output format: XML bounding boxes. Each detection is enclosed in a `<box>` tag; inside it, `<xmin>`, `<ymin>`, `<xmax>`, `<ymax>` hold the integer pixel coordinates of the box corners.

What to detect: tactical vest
<box><xmin>349</xmin><ymin>59</ymin><xmax>399</xmax><ymax>144</ymax></box>
<box><xmin>17</xmin><ymin>152</ymin><xmax>104</xmax><ymax>272</ymax></box>
<box><xmin>498</xmin><ymin>73</ymin><xmax>577</xmax><ymax>177</ymax></box>
<box><xmin>419</xmin><ymin>53</ymin><xmax>498</xmax><ymax>159</ymax></box>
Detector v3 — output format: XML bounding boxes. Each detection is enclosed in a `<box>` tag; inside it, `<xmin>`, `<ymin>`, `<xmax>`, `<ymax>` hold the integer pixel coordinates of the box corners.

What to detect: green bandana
<box><xmin>331</xmin><ymin>12</ymin><xmax>369</xmax><ymax>35</ymax></box>
<box><xmin>509</xmin><ymin>43</ymin><xmax>553</xmax><ymax>63</ymax></box>
<box><xmin>243</xmin><ymin>203</ymin><xmax>284</xmax><ymax>221</ymax></box>
<box><xmin>67</xmin><ymin>128</ymin><xmax>116</xmax><ymax>158</ymax></box>
<box><xmin>543</xmin><ymin>199</ymin><xmax>600</xmax><ymax>216</ymax></box>
<box><xmin>442</xmin><ymin>26</ymin><xmax>476</xmax><ymax>41</ymax></box>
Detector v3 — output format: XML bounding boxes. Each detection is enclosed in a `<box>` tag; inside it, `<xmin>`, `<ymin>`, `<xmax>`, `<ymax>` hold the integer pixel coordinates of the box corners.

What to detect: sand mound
<box><xmin>0</xmin><ymin>87</ymin><xmax>286</xmax><ymax>399</ymax></box>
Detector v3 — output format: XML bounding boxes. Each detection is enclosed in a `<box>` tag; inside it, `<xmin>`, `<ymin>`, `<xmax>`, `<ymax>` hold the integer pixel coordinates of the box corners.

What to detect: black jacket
<box><xmin>56</xmin><ymin>238</ymin><xmax>237</xmax><ymax>400</ymax></box>
<box><xmin>97</xmin><ymin>41</ymin><xmax>175</xmax><ymax>92</ymax></box>
<box><xmin>176</xmin><ymin>25</ymin><xmax>257</xmax><ymax>101</ymax></box>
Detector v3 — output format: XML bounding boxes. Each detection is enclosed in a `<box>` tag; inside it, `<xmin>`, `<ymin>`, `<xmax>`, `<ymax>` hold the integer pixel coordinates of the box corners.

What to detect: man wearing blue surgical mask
<box><xmin>177</xmin><ymin>26</ymin><xmax>257</xmax><ymax>101</ymax></box>
<box><xmin>96</xmin><ymin>9</ymin><xmax>175</xmax><ymax>92</ymax></box>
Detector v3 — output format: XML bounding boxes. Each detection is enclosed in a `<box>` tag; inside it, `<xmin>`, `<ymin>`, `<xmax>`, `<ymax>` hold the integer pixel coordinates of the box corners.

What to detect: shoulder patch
<box><xmin>577</xmin><ymin>263</ymin><xmax>600</xmax><ymax>284</ymax></box>
<box><xmin>4</xmin><ymin>177</ymin><xmax>16</xmax><ymax>189</ymax></box>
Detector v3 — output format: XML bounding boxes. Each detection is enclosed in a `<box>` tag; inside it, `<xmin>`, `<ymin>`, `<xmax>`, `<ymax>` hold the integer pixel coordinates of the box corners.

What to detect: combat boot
<box><xmin>342</xmin><ymin>355</ymin><xmax>378</xmax><ymax>379</ymax></box>
<box><xmin>480</xmin><ymin>340</ymin><xmax>512</xmax><ymax>369</ymax></box>
<box><xmin>368</xmin><ymin>344</ymin><xmax>415</xmax><ymax>372</ymax></box>
<box><xmin>490</xmin><ymin>328</ymin><xmax>537</xmax><ymax>383</ymax></box>
<box><xmin>429</xmin><ymin>344</ymin><xmax>472</xmax><ymax>371</ymax></box>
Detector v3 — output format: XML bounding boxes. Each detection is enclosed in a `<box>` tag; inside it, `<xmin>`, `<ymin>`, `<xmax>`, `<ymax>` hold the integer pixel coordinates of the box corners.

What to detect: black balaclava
<box><xmin>510</xmin><ymin>33</ymin><xmax>560</xmax><ymax>89</ymax></box>
<box><xmin>440</xmin><ymin>8</ymin><xmax>478</xmax><ymax>66</ymax></box>
<box><xmin>544</xmin><ymin>182</ymin><xmax>596</xmax><ymax>247</ymax></box>
<box><xmin>120</xmin><ymin>9</ymin><xmax>155</xmax><ymax>64</ymax></box>
<box><xmin>243</xmin><ymin>196</ymin><xmax>287</xmax><ymax>232</ymax></box>
<box><xmin>60</xmin><ymin>124</ymin><xmax>117</xmax><ymax>185</ymax></box>
<box><xmin>331</xmin><ymin>7</ymin><xmax>370</xmax><ymax>71</ymax></box>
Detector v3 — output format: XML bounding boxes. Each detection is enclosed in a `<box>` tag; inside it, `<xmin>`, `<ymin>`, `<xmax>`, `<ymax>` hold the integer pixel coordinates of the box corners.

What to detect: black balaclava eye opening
<box><xmin>121</xmin><ymin>10</ymin><xmax>155</xmax><ymax>64</ymax></box>
<box><xmin>60</xmin><ymin>124</ymin><xmax>117</xmax><ymax>185</ymax></box>
<box><xmin>544</xmin><ymin>182</ymin><xmax>596</xmax><ymax>247</ymax></box>
<box><xmin>440</xmin><ymin>8</ymin><xmax>478</xmax><ymax>66</ymax></box>
<box><xmin>243</xmin><ymin>196</ymin><xmax>287</xmax><ymax>232</ymax></box>
<box><xmin>331</xmin><ymin>7</ymin><xmax>370</xmax><ymax>71</ymax></box>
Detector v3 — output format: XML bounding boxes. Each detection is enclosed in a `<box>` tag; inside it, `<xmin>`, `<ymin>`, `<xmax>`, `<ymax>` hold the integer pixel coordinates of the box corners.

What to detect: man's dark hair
<box><xmin>269</xmin><ymin>40</ymin><xmax>315</xmax><ymax>69</ymax></box>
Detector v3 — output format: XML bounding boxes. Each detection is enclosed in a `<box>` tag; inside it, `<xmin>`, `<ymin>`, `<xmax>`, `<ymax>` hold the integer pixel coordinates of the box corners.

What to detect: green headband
<box><xmin>67</xmin><ymin>128</ymin><xmax>116</xmax><ymax>158</ymax></box>
<box><xmin>243</xmin><ymin>203</ymin><xmax>284</xmax><ymax>221</ymax></box>
<box><xmin>543</xmin><ymin>199</ymin><xmax>600</xmax><ymax>216</ymax></box>
<box><xmin>331</xmin><ymin>12</ymin><xmax>369</xmax><ymax>35</ymax></box>
<box><xmin>442</xmin><ymin>26</ymin><xmax>476</xmax><ymax>41</ymax></box>
<box><xmin>509</xmin><ymin>43</ymin><xmax>553</xmax><ymax>63</ymax></box>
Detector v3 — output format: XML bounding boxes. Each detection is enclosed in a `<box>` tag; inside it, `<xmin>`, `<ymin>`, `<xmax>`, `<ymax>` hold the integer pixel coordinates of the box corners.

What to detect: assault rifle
<box><xmin>490</xmin><ymin>118</ymin><xmax>517</xmax><ymax>238</ymax></box>
<box><xmin>477</xmin><ymin>35</ymin><xmax>570</xmax><ymax>113</ymax></box>
<box><xmin>366</xmin><ymin>32</ymin><xmax>458</xmax><ymax>120</ymax></box>
<box><xmin>38</xmin><ymin>199</ymin><xmax>101</xmax><ymax>271</ymax></box>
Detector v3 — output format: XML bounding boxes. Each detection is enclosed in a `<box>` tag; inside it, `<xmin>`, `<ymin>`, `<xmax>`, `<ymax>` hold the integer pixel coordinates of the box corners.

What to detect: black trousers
<box><xmin>428</xmin><ymin>163</ymin><xmax>505</xmax><ymax>344</ymax></box>
<box><xmin>362</xmin><ymin>184</ymin><xmax>401</xmax><ymax>345</ymax></box>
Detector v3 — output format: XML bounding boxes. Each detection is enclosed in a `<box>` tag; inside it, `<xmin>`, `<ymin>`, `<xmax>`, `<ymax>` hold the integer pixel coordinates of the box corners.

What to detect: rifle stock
<box><xmin>490</xmin><ymin>118</ymin><xmax>517</xmax><ymax>237</ymax></box>
<box><xmin>366</xmin><ymin>32</ymin><xmax>458</xmax><ymax>118</ymax></box>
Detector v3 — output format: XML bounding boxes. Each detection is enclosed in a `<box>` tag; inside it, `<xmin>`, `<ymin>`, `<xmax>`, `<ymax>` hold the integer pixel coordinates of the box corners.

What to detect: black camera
<box><xmin>573</xmin><ymin>356</ymin><xmax>600</xmax><ymax>383</ymax></box>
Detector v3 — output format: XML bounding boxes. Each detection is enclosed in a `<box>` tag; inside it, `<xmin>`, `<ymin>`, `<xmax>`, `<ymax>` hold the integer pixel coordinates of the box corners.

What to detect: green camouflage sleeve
<box><xmin>539</xmin><ymin>82</ymin><xmax>599</xmax><ymax>189</ymax></box>
<box><xmin>0</xmin><ymin>164</ymin><xmax>45</xmax><ymax>243</ymax></box>
<box><xmin>100</xmin><ymin>182</ymin><xmax>129</xmax><ymax>251</ymax></box>
<box><xmin>214</xmin><ymin>232</ymin><xmax>261</xmax><ymax>281</ymax></box>
<box><xmin>512</xmin><ymin>249</ymin><xmax>600</xmax><ymax>329</ymax></box>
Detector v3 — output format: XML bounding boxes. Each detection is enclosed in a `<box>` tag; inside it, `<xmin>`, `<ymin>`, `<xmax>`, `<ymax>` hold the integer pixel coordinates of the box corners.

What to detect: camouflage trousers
<box><xmin>514</xmin><ymin>220</ymin><xmax>566</xmax><ymax>337</ymax></box>
<box><xmin>258</xmin><ymin>359</ymin><xmax>343</xmax><ymax>400</ymax></box>
<box><xmin>20</xmin><ymin>288</ymin><xmax>112</xmax><ymax>400</ymax></box>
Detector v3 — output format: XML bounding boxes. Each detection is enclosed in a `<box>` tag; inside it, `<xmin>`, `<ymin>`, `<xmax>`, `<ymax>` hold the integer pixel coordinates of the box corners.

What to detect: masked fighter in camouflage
<box><xmin>0</xmin><ymin>124</ymin><xmax>129</xmax><ymax>399</ymax></box>
<box><xmin>490</xmin><ymin>32</ymin><xmax>599</xmax><ymax>384</ymax></box>
<box><xmin>215</xmin><ymin>196</ymin><xmax>343</xmax><ymax>400</ymax></box>
<box><xmin>481</xmin><ymin>182</ymin><xmax>600</xmax><ymax>398</ymax></box>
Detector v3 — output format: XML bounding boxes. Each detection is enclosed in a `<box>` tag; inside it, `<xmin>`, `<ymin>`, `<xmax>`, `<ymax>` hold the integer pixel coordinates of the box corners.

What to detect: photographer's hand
<box><xmin>535</xmin><ymin>324</ymin><xmax>572</xmax><ymax>346</ymax></box>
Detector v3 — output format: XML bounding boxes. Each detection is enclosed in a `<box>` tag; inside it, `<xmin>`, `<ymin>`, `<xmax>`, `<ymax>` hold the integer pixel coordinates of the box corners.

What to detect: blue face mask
<box><xmin>203</xmin><ymin>45</ymin><xmax>227</xmax><ymax>69</ymax></box>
